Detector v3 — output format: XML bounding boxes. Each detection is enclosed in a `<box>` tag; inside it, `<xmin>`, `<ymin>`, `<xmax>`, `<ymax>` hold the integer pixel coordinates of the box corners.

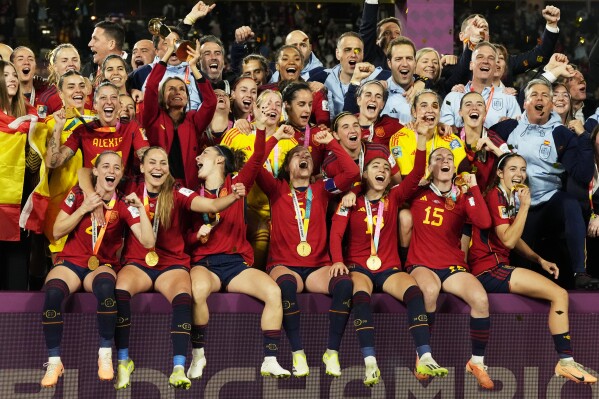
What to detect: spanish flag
<box><xmin>0</xmin><ymin>109</ymin><xmax>38</xmax><ymax>241</ymax></box>
<box><xmin>47</xmin><ymin>113</ymin><xmax>93</xmax><ymax>252</ymax></box>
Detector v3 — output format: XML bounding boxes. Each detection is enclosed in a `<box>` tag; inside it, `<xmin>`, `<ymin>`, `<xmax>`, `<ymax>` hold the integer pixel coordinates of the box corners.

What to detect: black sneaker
<box><xmin>574</xmin><ymin>273</ymin><xmax>599</xmax><ymax>290</ymax></box>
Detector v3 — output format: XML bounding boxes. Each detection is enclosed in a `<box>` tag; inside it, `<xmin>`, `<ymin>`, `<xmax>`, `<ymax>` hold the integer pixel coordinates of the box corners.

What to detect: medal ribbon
<box><xmin>589</xmin><ymin>179</ymin><xmax>596</xmax><ymax>218</ymax></box>
<box><xmin>91</xmin><ymin>193</ymin><xmax>117</xmax><ymax>256</ymax></box>
<box><xmin>265</xmin><ymin>141</ymin><xmax>280</xmax><ymax>177</ymax></box>
<box><xmin>143</xmin><ymin>185</ymin><xmax>160</xmax><ymax>246</ymax></box>
<box><xmin>358</xmin><ymin>145</ymin><xmax>365</xmax><ymax>174</ymax></box>
<box><xmin>365</xmin><ymin>198</ymin><xmax>384</xmax><ymax>256</ymax></box>
<box><xmin>291</xmin><ymin>185</ymin><xmax>313</xmax><ymax>243</ymax></box>
<box><xmin>303</xmin><ymin>124</ymin><xmax>311</xmax><ymax>148</ymax></box>
<box><xmin>429</xmin><ymin>181</ymin><xmax>459</xmax><ymax>202</ymax></box>
<box><xmin>367</xmin><ymin>123</ymin><xmax>374</xmax><ymax>142</ymax></box>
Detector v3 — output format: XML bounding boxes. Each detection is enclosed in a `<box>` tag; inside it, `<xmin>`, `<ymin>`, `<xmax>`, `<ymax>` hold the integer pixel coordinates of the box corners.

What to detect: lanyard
<box><xmin>91</xmin><ymin>193</ymin><xmax>117</xmax><ymax>256</ymax></box>
<box><xmin>367</xmin><ymin>123</ymin><xmax>374</xmax><ymax>142</ymax></box>
<box><xmin>291</xmin><ymin>185</ymin><xmax>313</xmax><ymax>243</ymax></box>
<box><xmin>429</xmin><ymin>181</ymin><xmax>459</xmax><ymax>202</ymax></box>
<box><xmin>143</xmin><ymin>185</ymin><xmax>160</xmax><ymax>239</ymax></box>
<box><xmin>358</xmin><ymin>145</ymin><xmax>365</xmax><ymax>174</ymax></box>
<box><xmin>498</xmin><ymin>184</ymin><xmax>516</xmax><ymax>216</ymax></box>
<box><xmin>590</xmin><ymin>178</ymin><xmax>596</xmax><ymax>218</ymax></box>
<box><xmin>265</xmin><ymin>141</ymin><xmax>280</xmax><ymax>177</ymax></box>
<box><xmin>365</xmin><ymin>197</ymin><xmax>384</xmax><ymax>256</ymax></box>
<box><xmin>303</xmin><ymin>124</ymin><xmax>311</xmax><ymax>148</ymax></box>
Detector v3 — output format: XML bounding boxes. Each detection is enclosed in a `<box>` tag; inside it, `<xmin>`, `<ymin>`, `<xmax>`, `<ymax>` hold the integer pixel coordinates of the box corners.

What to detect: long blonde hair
<box><xmin>141</xmin><ymin>147</ymin><xmax>175</xmax><ymax>230</ymax></box>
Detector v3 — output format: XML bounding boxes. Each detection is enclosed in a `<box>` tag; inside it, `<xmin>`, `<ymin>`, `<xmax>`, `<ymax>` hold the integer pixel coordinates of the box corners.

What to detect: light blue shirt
<box><xmin>507</xmin><ymin>111</ymin><xmax>564</xmax><ymax>206</ymax></box>
<box><xmin>440</xmin><ymin>83</ymin><xmax>521</xmax><ymax>129</ymax></box>
<box><xmin>142</xmin><ymin>58</ymin><xmax>202</xmax><ymax>111</ymax></box>
<box><xmin>381</xmin><ymin>77</ymin><xmax>412</xmax><ymax>124</ymax></box>
<box><xmin>323</xmin><ymin>64</ymin><xmax>382</xmax><ymax>120</ymax></box>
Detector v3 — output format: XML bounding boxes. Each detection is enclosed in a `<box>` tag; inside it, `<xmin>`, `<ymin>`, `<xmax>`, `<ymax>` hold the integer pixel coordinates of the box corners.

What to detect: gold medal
<box><xmin>445</xmin><ymin>197</ymin><xmax>455</xmax><ymax>210</ymax></box>
<box><xmin>64</xmin><ymin>107</ymin><xmax>77</xmax><ymax>119</ymax></box>
<box><xmin>454</xmin><ymin>172</ymin><xmax>470</xmax><ymax>188</ymax></box>
<box><xmin>366</xmin><ymin>255</ymin><xmax>382</xmax><ymax>271</ymax></box>
<box><xmin>88</xmin><ymin>256</ymin><xmax>99</xmax><ymax>270</ymax></box>
<box><xmin>145</xmin><ymin>251</ymin><xmax>159</xmax><ymax>267</ymax></box>
<box><xmin>296</xmin><ymin>241</ymin><xmax>312</xmax><ymax>257</ymax></box>
<box><xmin>511</xmin><ymin>183</ymin><xmax>527</xmax><ymax>192</ymax></box>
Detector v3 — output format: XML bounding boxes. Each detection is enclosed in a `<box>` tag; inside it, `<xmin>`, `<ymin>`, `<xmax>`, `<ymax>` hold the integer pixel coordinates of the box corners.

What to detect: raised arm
<box><xmin>190</xmin><ymin>184</ymin><xmax>245</xmax><ymax>213</ymax></box>
<box><xmin>316</xmin><ymin>130</ymin><xmax>361</xmax><ymax>193</ymax></box>
<box><xmin>45</xmin><ymin>109</ymin><xmax>75</xmax><ymax>169</ymax></box>
<box><xmin>142</xmin><ymin>49</ymin><xmax>170</xmax><ymax>128</ymax></box>
<box><xmin>464</xmin><ymin>176</ymin><xmax>492</xmax><ymax>230</ymax></box>
<box><xmin>186</xmin><ymin>40</ymin><xmax>217</xmax><ymax>135</ymax></box>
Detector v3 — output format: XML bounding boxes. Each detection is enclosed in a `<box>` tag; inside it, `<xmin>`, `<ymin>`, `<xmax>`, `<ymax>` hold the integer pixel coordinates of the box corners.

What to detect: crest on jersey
<box><xmin>492</xmin><ymin>98</ymin><xmax>503</xmax><ymax>111</ymax></box>
<box><xmin>539</xmin><ymin>140</ymin><xmax>551</xmax><ymax>160</ymax></box>
<box><xmin>449</xmin><ymin>139</ymin><xmax>462</xmax><ymax>150</ymax></box>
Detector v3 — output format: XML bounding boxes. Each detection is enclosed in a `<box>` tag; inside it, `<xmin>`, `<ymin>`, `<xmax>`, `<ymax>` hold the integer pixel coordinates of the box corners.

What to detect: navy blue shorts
<box><xmin>279</xmin><ymin>266</ymin><xmax>319</xmax><ymax>284</ymax></box>
<box><xmin>192</xmin><ymin>253</ymin><xmax>250</xmax><ymax>291</ymax></box>
<box><xmin>407</xmin><ymin>264</ymin><xmax>468</xmax><ymax>283</ymax></box>
<box><xmin>476</xmin><ymin>264</ymin><xmax>515</xmax><ymax>293</ymax></box>
<box><xmin>348</xmin><ymin>265</ymin><xmax>401</xmax><ymax>292</ymax></box>
<box><xmin>125</xmin><ymin>262</ymin><xmax>188</xmax><ymax>283</ymax></box>
<box><xmin>54</xmin><ymin>258</ymin><xmax>94</xmax><ymax>281</ymax></box>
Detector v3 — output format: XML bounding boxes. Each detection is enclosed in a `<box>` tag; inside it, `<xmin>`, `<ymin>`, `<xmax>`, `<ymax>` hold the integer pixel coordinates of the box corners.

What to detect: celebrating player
<box><xmin>40</xmin><ymin>151</ymin><xmax>153</xmax><ymax>387</ymax></box>
<box><xmin>113</xmin><ymin>147</ymin><xmax>245</xmax><ymax>390</ymax></box>
<box><xmin>186</xmin><ymin>113</ymin><xmax>295</xmax><ymax>380</ymax></box>
<box><xmin>406</xmin><ymin>147</ymin><xmax>494</xmax><ymax>389</ymax></box>
<box><xmin>469</xmin><ymin>153</ymin><xmax>597</xmax><ymax>385</ymax></box>
<box><xmin>256</xmin><ymin>129</ymin><xmax>359</xmax><ymax>377</ymax></box>
<box><xmin>330</xmin><ymin>122</ymin><xmax>448</xmax><ymax>386</ymax></box>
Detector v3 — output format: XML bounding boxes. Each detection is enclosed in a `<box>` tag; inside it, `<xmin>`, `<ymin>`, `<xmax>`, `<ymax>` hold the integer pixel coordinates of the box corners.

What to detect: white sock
<box><xmin>471</xmin><ymin>355</ymin><xmax>485</xmax><ymax>365</ymax></box>
<box><xmin>263</xmin><ymin>356</ymin><xmax>277</xmax><ymax>363</ymax></box>
<box><xmin>560</xmin><ymin>357</ymin><xmax>574</xmax><ymax>363</ymax></box>
<box><xmin>98</xmin><ymin>347</ymin><xmax>111</xmax><ymax>357</ymax></box>
<box><xmin>192</xmin><ymin>348</ymin><xmax>205</xmax><ymax>358</ymax></box>
<box><xmin>420</xmin><ymin>352</ymin><xmax>432</xmax><ymax>360</ymax></box>
<box><xmin>325</xmin><ymin>349</ymin><xmax>338</xmax><ymax>356</ymax></box>
<box><xmin>364</xmin><ymin>356</ymin><xmax>377</xmax><ymax>367</ymax></box>
<box><xmin>48</xmin><ymin>356</ymin><xmax>61</xmax><ymax>364</ymax></box>
<box><xmin>173</xmin><ymin>365</ymin><xmax>184</xmax><ymax>371</ymax></box>
<box><xmin>292</xmin><ymin>349</ymin><xmax>306</xmax><ymax>356</ymax></box>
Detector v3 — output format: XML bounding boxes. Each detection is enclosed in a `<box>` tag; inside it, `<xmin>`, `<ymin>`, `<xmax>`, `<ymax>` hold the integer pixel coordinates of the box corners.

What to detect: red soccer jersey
<box><xmin>468</xmin><ymin>186</ymin><xmax>513</xmax><ymax>275</ymax></box>
<box><xmin>57</xmin><ymin>186</ymin><xmax>139</xmax><ymax>268</ymax></box>
<box><xmin>188</xmin><ymin>128</ymin><xmax>266</xmax><ymax>265</ymax></box>
<box><xmin>407</xmin><ymin>185</ymin><xmax>492</xmax><ymax>269</ymax></box>
<box><xmin>330</xmin><ymin>149</ymin><xmax>425</xmax><ymax>272</ymax></box>
<box><xmin>122</xmin><ymin>181</ymin><xmax>199</xmax><ymax>270</ymax></box>
<box><xmin>457</xmin><ymin>129</ymin><xmax>507</xmax><ymax>192</ymax></box>
<box><xmin>64</xmin><ymin>119</ymin><xmax>148</xmax><ymax>169</ymax></box>
<box><xmin>322</xmin><ymin>142</ymin><xmax>400</xmax><ymax>181</ymax></box>
<box><xmin>361</xmin><ymin>115</ymin><xmax>404</xmax><ymax>147</ymax></box>
<box><xmin>292</xmin><ymin>124</ymin><xmax>327</xmax><ymax>173</ymax></box>
<box><xmin>256</xmin><ymin>139</ymin><xmax>359</xmax><ymax>268</ymax></box>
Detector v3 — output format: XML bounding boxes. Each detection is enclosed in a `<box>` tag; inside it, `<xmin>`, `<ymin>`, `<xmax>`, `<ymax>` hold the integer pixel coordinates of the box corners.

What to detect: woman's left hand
<box><xmin>329</xmin><ymin>262</ymin><xmax>349</xmax><ymax>277</ymax></box>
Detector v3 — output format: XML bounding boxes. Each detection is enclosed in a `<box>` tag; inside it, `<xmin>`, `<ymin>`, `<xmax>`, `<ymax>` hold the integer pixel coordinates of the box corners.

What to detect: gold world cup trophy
<box><xmin>148</xmin><ymin>18</ymin><xmax>194</xmax><ymax>61</ymax></box>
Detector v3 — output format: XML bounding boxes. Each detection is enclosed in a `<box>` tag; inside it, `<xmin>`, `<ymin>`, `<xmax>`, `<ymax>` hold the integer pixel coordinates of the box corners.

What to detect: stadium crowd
<box><xmin>0</xmin><ymin>0</ymin><xmax>598</xmax><ymax>392</ymax></box>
